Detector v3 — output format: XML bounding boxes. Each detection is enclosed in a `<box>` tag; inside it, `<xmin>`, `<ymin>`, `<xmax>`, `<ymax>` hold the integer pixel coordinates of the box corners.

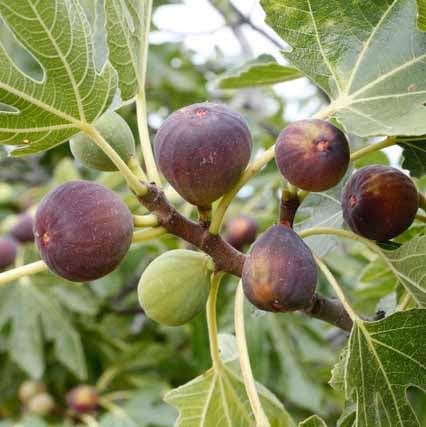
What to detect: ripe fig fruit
<box><xmin>138</xmin><ymin>249</ymin><xmax>213</xmax><ymax>326</ymax></box>
<box><xmin>342</xmin><ymin>165</ymin><xmax>418</xmax><ymax>241</ymax></box>
<box><xmin>27</xmin><ymin>392</ymin><xmax>55</xmax><ymax>416</ymax></box>
<box><xmin>242</xmin><ymin>224</ymin><xmax>317</xmax><ymax>312</ymax></box>
<box><xmin>11</xmin><ymin>213</ymin><xmax>34</xmax><ymax>243</ymax></box>
<box><xmin>0</xmin><ymin>237</ymin><xmax>17</xmax><ymax>269</ymax></box>
<box><xmin>34</xmin><ymin>181</ymin><xmax>133</xmax><ymax>282</ymax></box>
<box><xmin>154</xmin><ymin>103</ymin><xmax>252</xmax><ymax>208</ymax></box>
<box><xmin>224</xmin><ymin>215</ymin><xmax>258</xmax><ymax>250</ymax></box>
<box><xmin>275</xmin><ymin>119</ymin><xmax>350</xmax><ymax>191</ymax></box>
<box><xmin>70</xmin><ymin>111</ymin><xmax>136</xmax><ymax>171</ymax></box>
<box><xmin>66</xmin><ymin>385</ymin><xmax>98</xmax><ymax>413</ymax></box>
<box><xmin>18</xmin><ymin>381</ymin><xmax>46</xmax><ymax>404</ymax></box>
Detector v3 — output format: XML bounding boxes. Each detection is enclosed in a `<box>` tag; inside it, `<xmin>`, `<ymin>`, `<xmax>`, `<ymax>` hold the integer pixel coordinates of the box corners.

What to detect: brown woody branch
<box><xmin>137</xmin><ymin>184</ymin><xmax>353</xmax><ymax>332</ymax></box>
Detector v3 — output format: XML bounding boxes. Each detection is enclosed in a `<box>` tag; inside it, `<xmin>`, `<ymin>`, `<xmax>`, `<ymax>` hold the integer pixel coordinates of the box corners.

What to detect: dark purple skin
<box><xmin>11</xmin><ymin>214</ymin><xmax>34</xmax><ymax>243</ymax></box>
<box><xmin>242</xmin><ymin>224</ymin><xmax>317</xmax><ymax>312</ymax></box>
<box><xmin>275</xmin><ymin>119</ymin><xmax>350</xmax><ymax>192</ymax></box>
<box><xmin>224</xmin><ymin>215</ymin><xmax>258</xmax><ymax>250</ymax></box>
<box><xmin>0</xmin><ymin>236</ymin><xmax>18</xmax><ymax>269</ymax></box>
<box><xmin>342</xmin><ymin>165</ymin><xmax>418</xmax><ymax>241</ymax></box>
<box><xmin>34</xmin><ymin>181</ymin><xmax>133</xmax><ymax>282</ymax></box>
<box><xmin>155</xmin><ymin>103</ymin><xmax>252</xmax><ymax>209</ymax></box>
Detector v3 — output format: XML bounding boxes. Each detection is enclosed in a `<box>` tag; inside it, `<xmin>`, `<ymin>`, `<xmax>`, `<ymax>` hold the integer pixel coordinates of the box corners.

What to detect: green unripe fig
<box><xmin>138</xmin><ymin>250</ymin><xmax>213</xmax><ymax>326</ymax></box>
<box><xmin>70</xmin><ymin>111</ymin><xmax>135</xmax><ymax>171</ymax></box>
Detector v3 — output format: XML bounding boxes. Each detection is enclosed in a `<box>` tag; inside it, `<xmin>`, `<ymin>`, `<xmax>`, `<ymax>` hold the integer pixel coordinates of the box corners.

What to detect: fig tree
<box><xmin>0</xmin><ymin>237</ymin><xmax>17</xmax><ymax>269</ymax></box>
<box><xmin>138</xmin><ymin>249</ymin><xmax>213</xmax><ymax>326</ymax></box>
<box><xmin>242</xmin><ymin>224</ymin><xmax>317</xmax><ymax>312</ymax></box>
<box><xmin>154</xmin><ymin>102</ymin><xmax>252</xmax><ymax>209</ymax></box>
<box><xmin>11</xmin><ymin>213</ymin><xmax>34</xmax><ymax>243</ymax></box>
<box><xmin>224</xmin><ymin>215</ymin><xmax>258</xmax><ymax>250</ymax></box>
<box><xmin>67</xmin><ymin>385</ymin><xmax>98</xmax><ymax>413</ymax></box>
<box><xmin>342</xmin><ymin>165</ymin><xmax>418</xmax><ymax>241</ymax></box>
<box><xmin>70</xmin><ymin>111</ymin><xmax>136</xmax><ymax>171</ymax></box>
<box><xmin>275</xmin><ymin>119</ymin><xmax>350</xmax><ymax>191</ymax></box>
<box><xmin>34</xmin><ymin>181</ymin><xmax>133</xmax><ymax>282</ymax></box>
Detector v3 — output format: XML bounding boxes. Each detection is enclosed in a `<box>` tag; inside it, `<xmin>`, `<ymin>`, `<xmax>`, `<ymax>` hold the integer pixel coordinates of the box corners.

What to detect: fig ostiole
<box><xmin>275</xmin><ymin>119</ymin><xmax>350</xmax><ymax>192</ymax></box>
<box><xmin>138</xmin><ymin>249</ymin><xmax>214</xmax><ymax>326</ymax></box>
<box><xmin>342</xmin><ymin>165</ymin><xmax>418</xmax><ymax>241</ymax></box>
<box><xmin>242</xmin><ymin>224</ymin><xmax>317</xmax><ymax>312</ymax></box>
<box><xmin>154</xmin><ymin>102</ymin><xmax>252</xmax><ymax>209</ymax></box>
<box><xmin>70</xmin><ymin>111</ymin><xmax>136</xmax><ymax>172</ymax></box>
<box><xmin>34</xmin><ymin>181</ymin><xmax>133</xmax><ymax>282</ymax></box>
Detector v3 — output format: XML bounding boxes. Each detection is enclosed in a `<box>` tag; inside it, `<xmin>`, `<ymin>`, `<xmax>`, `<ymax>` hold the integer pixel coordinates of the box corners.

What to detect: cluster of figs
<box><xmin>18</xmin><ymin>380</ymin><xmax>98</xmax><ymax>417</ymax></box>
<box><xmin>3</xmin><ymin>103</ymin><xmax>419</xmax><ymax>327</ymax></box>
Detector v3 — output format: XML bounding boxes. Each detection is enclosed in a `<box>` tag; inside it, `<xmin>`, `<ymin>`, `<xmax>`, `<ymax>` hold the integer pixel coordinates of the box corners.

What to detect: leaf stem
<box><xmin>132</xmin><ymin>227</ymin><xmax>167</xmax><ymax>243</ymax></box>
<box><xmin>133</xmin><ymin>214</ymin><xmax>159</xmax><ymax>227</ymax></box>
<box><xmin>136</xmin><ymin>92</ymin><xmax>161</xmax><ymax>185</ymax></box>
<box><xmin>210</xmin><ymin>146</ymin><xmax>276</xmax><ymax>234</ymax></box>
<box><xmin>314</xmin><ymin>256</ymin><xmax>360</xmax><ymax>323</ymax></box>
<box><xmin>0</xmin><ymin>260</ymin><xmax>48</xmax><ymax>287</ymax></box>
<box><xmin>350</xmin><ymin>136</ymin><xmax>397</xmax><ymax>161</ymax></box>
<box><xmin>234</xmin><ymin>282</ymin><xmax>270</xmax><ymax>427</ymax></box>
<box><xmin>207</xmin><ymin>272</ymin><xmax>224</xmax><ymax>370</ymax></box>
<box><xmin>82</xmin><ymin>124</ymin><xmax>147</xmax><ymax>195</ymax></box>
<box><xmin>127</xmin><ymin>155</ymin><xmax>148</xmax><ymax>181</ymax></box>
<box><xmin>416</xmin><ymin>213</ymin><xmax>426</xmax><ymax>224</ymax></box>
<box><xmin>419</xmin><ymin>193</ymin><xmax>426</xmax><ymax>211</ymax></box>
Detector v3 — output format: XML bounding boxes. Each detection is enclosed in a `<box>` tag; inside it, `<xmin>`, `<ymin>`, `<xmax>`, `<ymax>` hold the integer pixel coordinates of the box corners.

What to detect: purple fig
<box><xmin>34</xmin><ymin>181</ymin><xmax>133</xmax><ymax>282</ymax></box>
<box><xmin>0</xmin><ymin>237</ymin><xmax>18</xmax><ymax>269</ymax></box>
<box><xmin>11</xmin><ymin>214</ymin><xmax>34</xmax><ymax>243</ymax></box>
<box><xmin>242</xmin><ymin>224</ymin><xmax>317</xmax><ymax>312</ymax></box>
<box><xmin>342</xmin><ymin>165</ymin><xmax>418</xmax><ymax>241</ymax></box>
<box><xmin>154</xmin><ymin>102</ymin><xmax>252</xmax><ymax>208</ymax></box>
<box><xmin>224</xmin><ymin>215</ymin><xmax>258</xmax><ymax>250</ymax></box>
<box><xmin>275</xmin><ymin>119</ymin><xmax>350</xmax><ymax>191</ymax></box>
<box><xmin>67</xmin><ymin>385</ymin><xmax>98</xmax><ymax>413</ymax></box>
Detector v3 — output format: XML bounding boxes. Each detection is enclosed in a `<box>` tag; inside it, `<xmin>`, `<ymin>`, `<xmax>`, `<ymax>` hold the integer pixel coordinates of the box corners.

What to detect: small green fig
<box><xmin>70</xmin><ymin>111</ymin><xmax>136</xmax><ymax>171</ymax></box>
<box><xmin>275</xmin><ymin>119</ymin><xmax>350</xmax><ymax>191</ymax></box>
<box><xmin>138</xmin><ymin>250</ymin><xmax>213</xmax><ymax>326</ymax></box>
<box><xmin>154</xmin><ymin>103</ymin><xmax>252</xmax><ymax>209</ymax></box>
<box><xmin>242</xmin><ymin>224</ymin><xmax>317</xmax><ymax>312</ymax></box>
<box><xmin>342</xmin><ymin>165</ymin><xmax>418</xmax><ymax>241</ymax></box>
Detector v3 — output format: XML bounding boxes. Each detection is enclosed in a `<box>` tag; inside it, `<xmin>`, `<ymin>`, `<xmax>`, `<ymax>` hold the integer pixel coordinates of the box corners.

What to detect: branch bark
<box><xmin>137</xmin><ymin>184</ymin><xmax>353</xmax><ymax>332</ymax></box>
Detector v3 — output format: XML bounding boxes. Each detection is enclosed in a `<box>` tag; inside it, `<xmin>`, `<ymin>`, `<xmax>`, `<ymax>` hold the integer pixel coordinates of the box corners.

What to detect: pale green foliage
<box><xmin>0</xmin><ymin>279</ymin><xmax>93</xmax><ymax>379</ymax></box>
<box><xmin>346</xmin><ymin>310</ymin><xmax>426</xmax><ymax>426</ymax></box>
<box><xmin>165</xmin><ymin>359</ymin><xmax>295</xmax><ymax>427</ymax></box>
<box><xmin>398</xmin><ymin>137</ymin><xmax>426</xmax><ymax>177</ymax></box>
<box><xmin>104</xmin><ymin>0</ymin><xmax>148</xmax><ymax>101</ymax></box>
<box><xmin>262</xmin><ymin>0</ymin><xmax>426</xmax><ymax>137</ymax></box>
<box><xmin>299</xmin><ymin>416</ymin><xmax>328</xmax><ymax>427</ymax></box>
<box><xmin>383</xmin><ymin>235</ymin><xmax>426</xmax><ymax>306</ymax></box>
<box><xmin>417</xmin><ymin>0</ymin><xmax>426</xmax><ymax>30</ymax></box>
<box><xmin>217</xmin><ymin>55</ymin><xmax>303</xmax><ymax>89</ymax></box>
<box><xmin>0</xmin><ymin>0</ymin><xmax>117</xmax><ymax>155</ymax></box>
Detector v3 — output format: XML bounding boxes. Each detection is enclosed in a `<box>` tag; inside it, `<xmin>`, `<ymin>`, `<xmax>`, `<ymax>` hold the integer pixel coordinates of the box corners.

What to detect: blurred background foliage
<box><xmin>0</xmin><ymin>1</ymin><xmax>425</xmax><ymax>426</ymax></box>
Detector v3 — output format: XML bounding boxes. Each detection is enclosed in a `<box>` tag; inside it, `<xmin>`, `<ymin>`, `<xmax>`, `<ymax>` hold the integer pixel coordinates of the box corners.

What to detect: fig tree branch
<box><xmin>137</xmin><ymin>184</ymin><xmax>353</xmax><ymax>332</ymax></box>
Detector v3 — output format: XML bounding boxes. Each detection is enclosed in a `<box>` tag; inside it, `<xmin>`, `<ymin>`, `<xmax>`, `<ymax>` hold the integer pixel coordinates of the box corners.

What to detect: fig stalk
<box><xmin>279</xmin><ymin>189</ymin><xmax>300</xmax><ymax>227</ymax></box>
